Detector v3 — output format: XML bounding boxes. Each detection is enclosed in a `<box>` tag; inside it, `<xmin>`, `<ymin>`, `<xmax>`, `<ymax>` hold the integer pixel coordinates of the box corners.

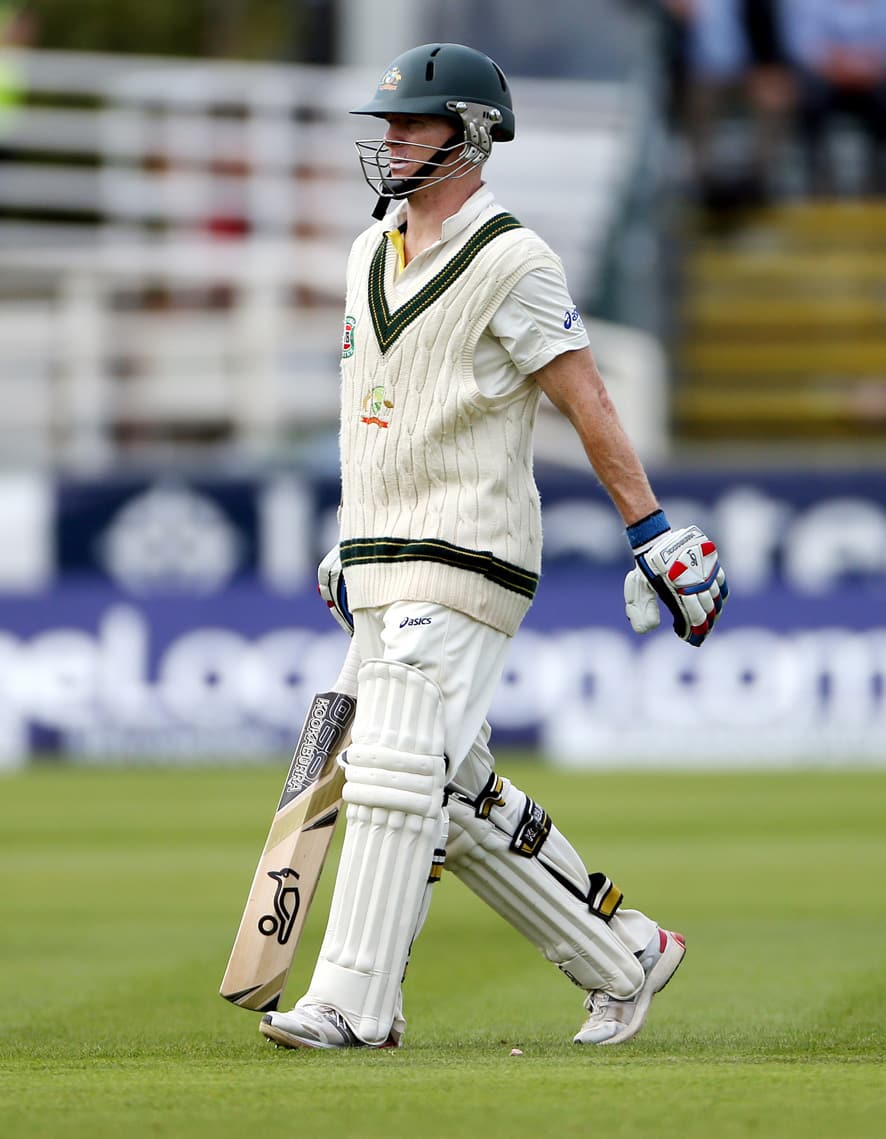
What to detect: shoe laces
<box><xmin>582</xmin><ymin>990</ymin><xmax>612</xmax><ymax>1018</ymax></box>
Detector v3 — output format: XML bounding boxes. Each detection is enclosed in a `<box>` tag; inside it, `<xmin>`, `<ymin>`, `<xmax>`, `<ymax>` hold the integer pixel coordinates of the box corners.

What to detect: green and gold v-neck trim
<box><xmin>367</xmin><ymin>211</ymin><xmax>522</xmax><ymax>354</ymax></box>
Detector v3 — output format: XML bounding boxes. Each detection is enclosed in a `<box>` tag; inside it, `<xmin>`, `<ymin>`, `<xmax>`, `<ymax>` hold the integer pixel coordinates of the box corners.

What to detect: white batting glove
<box><xmin>624</xmin><ymin>512</ymin><xmax>728</xmax><ymax>647</ymax></box>
<box><xmin>317</xmin><ymin>544</ymin><xmax>354</xmax><ymax>636</ymax></box>
<box><xmin>624</xmin><ymin>567</ymin><xmax>662</xmax><ymax>634</ymax></box>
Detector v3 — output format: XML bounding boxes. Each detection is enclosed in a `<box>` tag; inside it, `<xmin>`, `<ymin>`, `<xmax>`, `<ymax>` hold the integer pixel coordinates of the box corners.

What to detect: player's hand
<box><xmin>318</xmin><ymin>544</ymin><xmax>354</xmax><ymax>636</ymax></box>
<box><xmin>624</xmin><ymin>524</ymin><xmax>728</xmax><ymax>646</ymax></box>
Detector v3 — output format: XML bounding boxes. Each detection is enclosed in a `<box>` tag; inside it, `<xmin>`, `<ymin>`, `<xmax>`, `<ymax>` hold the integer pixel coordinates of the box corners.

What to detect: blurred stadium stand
<box><xmin>675</xmin><ymin>200</ymin><xmax>886</xmax><ymax>447</ymax></box>
<box><xmin>0</xmin><ymin>30</ymin><xmax>883</xmax><ymax>772</ymax></box>
<box><xmin>0</xmin><ymin>48</ymin><xmax>662</xmax><ymax>469</ymax></box>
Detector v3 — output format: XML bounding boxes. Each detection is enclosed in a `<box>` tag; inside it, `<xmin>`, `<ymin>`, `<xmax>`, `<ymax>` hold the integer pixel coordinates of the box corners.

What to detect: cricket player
<box><xmin>261</xmin><ymin>42</ymin><xmax>728</xmax><ymax>1052</ymax></box>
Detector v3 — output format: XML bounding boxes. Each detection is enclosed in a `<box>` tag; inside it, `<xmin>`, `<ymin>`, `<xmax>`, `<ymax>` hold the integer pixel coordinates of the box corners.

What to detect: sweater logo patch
<box><xmin>341</xmin><ymin>314</ymin><xmax>356</xmax><ymax>358</ymax></box>
<box><xmin>361</xmin><ymin>385</ymin><xmax>393</xmax><ymax>428</ymax></box>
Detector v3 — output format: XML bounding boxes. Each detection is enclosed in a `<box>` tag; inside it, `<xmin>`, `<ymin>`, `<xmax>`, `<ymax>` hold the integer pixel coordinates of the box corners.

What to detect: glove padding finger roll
<box><xmin>318</xmin><ymin>544</ymin><xmax>354</xmax><ymax>636</ymax></box>
<box><xmin>624</xmin><ymin>566</ymin><xmax>661</xmax><ymax>634</ymax></box>
<box><xmin>633</xmin><ymin>525</ymin><xmax>728</xmax><ymax>646</ymax></box>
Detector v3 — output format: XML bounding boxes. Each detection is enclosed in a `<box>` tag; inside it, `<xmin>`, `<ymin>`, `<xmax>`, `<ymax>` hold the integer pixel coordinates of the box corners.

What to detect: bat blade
<box><xmin>219</xmin><ymin>689</ymin><xmax>355</xmax><ymax>1011</ymax></box>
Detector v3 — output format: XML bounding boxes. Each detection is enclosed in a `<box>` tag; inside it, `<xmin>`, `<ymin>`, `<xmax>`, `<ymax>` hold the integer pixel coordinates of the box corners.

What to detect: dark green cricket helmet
<box><xmin>352</xmin><ymin>42</ymin><xmax>515</xmax><ymax>142</ymax></box>
<box><xmin>352</xmin><ymin>44</ymin><xmax>515</xmax><ymax>213</ymax></box>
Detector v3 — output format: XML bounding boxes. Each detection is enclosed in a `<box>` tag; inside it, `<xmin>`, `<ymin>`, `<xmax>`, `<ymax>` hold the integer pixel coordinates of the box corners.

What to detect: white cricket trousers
<box><xmin>352</xmin><ymin>600</ymin><xmax>508</xmax><ymax>786</ymax></box>
<box><xmin>352</xmin><ymin>599</ymin><xmax>657</xmax><ymax>960</ymax></box>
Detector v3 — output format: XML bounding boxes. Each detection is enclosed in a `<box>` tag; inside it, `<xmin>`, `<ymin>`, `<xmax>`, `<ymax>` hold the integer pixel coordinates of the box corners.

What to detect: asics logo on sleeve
<box><xmin>563</xmin><ymin>306</ymin><xmax>584</xmax><ymax>330</ymax></box>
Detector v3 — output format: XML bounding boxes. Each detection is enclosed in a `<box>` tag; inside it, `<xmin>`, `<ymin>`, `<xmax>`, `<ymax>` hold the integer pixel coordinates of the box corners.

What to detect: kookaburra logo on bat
<box><xmin>257</xmin><ymin>869</ymin><xmax>301</xmax><ymax>945</ymax></box>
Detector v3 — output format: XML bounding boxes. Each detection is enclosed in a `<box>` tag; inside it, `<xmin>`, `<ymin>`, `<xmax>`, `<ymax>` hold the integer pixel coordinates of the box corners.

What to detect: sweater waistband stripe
<box><xmin>341</xmin><ymin>537</ymin><xmax>539</xmax><ymax>600</ymax></box>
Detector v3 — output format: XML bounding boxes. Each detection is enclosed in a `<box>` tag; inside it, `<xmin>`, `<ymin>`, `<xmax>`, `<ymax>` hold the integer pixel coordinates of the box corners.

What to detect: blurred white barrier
<box><xmin>535</xmin><ymin>319</ymin><xmax>670</xmax><ymax>467</ymax></box>
<box><xmin>0</xmin><ymin>50</ymin><xmax>666</xmax><ymax>467</ymax></box>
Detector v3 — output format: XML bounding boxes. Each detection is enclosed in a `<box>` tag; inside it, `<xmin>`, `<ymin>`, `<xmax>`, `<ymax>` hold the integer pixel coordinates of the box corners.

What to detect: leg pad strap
<box><xmin>446</xmin><ymin>776</ymin><xmax>642</xmax><ymax>997</ymax></box>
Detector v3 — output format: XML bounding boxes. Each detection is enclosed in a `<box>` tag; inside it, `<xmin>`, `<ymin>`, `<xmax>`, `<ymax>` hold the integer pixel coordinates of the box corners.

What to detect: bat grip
<box><xmin>333</xmin><ymin>638</ymin><xmax>362</xmax><ymax>698</ymax></box>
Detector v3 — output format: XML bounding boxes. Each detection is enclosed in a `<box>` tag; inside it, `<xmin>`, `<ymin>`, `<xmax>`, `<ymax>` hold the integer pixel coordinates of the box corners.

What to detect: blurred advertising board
<box><xmin>0</xmin><ymin>468</ymin><xmax>883</xmax><ymax>770</ymax></box>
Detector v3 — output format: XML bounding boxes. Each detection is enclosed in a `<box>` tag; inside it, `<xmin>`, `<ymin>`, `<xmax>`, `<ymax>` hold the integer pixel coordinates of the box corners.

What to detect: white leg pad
<box><xmin>446</xmin><ymin>776</ymin><xmax>645</xmax><ymax>998</ymax></box>
<box><xmin>307</xmin><ymin>658</ymin><xmax>446</xmax><ymax>1044</ymax></box>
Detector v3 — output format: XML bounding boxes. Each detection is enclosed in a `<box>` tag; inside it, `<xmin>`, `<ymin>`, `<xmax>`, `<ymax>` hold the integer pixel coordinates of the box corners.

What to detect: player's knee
<box><xmin>343</xmin><ymin>658</ymin><xmax>446</xmax><ymax>818</ymax></box>
<box><xmin>445</xmin><ymin>772</ymin><xmax>547</xmax><ymax>859</ymax></box>
<box><xmin>344</xmin><ymin>745</ymin><xmax>445</xmax><ymax>816</ymax></box>
<box><xmin>445</xmin><ymin>778</ymin><xmax>508</xmax><ymax>864</ymax></box>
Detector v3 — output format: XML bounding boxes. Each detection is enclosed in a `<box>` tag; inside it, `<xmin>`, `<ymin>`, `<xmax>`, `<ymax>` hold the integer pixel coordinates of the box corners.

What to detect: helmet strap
<box><xmin>369</xmin><ymin>131</ymin><xmax>464</xmax><ymax>217</ymax></box>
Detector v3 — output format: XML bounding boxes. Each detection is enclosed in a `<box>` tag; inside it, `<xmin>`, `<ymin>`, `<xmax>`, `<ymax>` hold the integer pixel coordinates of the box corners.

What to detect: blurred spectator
<box><xmin>655</xmin><ymin>1</ymin><xmax>694</xmax><ymax>127</ymax></box>
<box><xmin>294</xmin><ymin>0</ymin><xmax>335</xmax><ymax>64</ymax></box>
<box><xmin>427</xmin><ymin>0</ymin><xmax>650</xmax><ymax>81</ymax></box>
<box><xmin>0</xmin><ymin>2</ymin><xmax>35</xmax><ymax>158</ymax></box>
<box><xmin>781</xmin><ymin>0</ymin><xmax>886</xmax><ymax>195</ymax></box>
<box><xmin>673</xmin><ymin>0</ymin><xmax>794</xmax><ymax>209</ymax></box>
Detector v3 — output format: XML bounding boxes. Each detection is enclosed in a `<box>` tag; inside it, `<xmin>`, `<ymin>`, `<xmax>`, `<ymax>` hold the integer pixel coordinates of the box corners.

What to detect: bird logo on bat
<box><xmin>257</xmin><ymin>868</ymin><xmax>301</xmax><ymax>945</ymax></box>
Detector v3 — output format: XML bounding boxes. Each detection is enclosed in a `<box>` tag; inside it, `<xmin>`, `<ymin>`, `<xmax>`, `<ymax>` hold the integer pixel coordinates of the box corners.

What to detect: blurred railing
<box><xmin>0</xmin><ymin>49</ymin><xmax>667</xmax><ymax>469</ymax></box>
<box><xmin>673</xmin><ymin>200</ymin><xmax>886</xmax><ymax>451</ymax></box>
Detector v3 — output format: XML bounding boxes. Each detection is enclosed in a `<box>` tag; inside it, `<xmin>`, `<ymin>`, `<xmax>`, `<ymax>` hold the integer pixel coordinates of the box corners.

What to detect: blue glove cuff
<box><xmin>336</xmin><ymin>574</ymin><xmax>354</xmax><ymax>630</ymax></box>
<box><xmin>626</xmin><ymin>509</ymin><xmax>670</xmax><ymax>551</ymax></box>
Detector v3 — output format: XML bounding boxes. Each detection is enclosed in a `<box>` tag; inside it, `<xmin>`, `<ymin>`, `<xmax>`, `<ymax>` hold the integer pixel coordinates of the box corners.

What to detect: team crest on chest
<box><xmin>361</xmin><ymin>385</ymin><xmax>393</xmax><ymax>428</ymax></box>
<box><xmin>341</xmin><ymin>314</ymin><xmax>356</xmax><ymax>358</ymax></box>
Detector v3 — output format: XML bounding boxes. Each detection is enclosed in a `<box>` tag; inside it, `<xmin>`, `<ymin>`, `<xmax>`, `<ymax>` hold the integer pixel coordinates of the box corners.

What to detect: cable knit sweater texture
<box><xmin>339</xmin><ymin>204</ymin><xmax>563</xmax><ymax>636</ymax></box>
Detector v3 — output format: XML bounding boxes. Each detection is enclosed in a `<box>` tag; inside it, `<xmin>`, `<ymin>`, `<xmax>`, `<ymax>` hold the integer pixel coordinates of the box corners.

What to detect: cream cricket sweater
<box><xmin>338</xmin><ymin>201</ymin><xmax>564</xmax><ymax>636</ymax></box>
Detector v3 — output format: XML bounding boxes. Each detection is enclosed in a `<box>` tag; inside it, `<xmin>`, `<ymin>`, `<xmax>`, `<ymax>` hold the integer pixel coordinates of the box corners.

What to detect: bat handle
<box><xmin>333</xmin><ymin>638</ymin><xmax>361</xmax><ymax>698</ymax></box>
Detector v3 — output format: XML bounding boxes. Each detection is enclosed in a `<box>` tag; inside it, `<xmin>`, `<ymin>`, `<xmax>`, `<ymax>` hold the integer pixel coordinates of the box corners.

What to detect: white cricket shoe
<box><xmin>573</xmin><ymin>928</ymin><xmax>686</xmax><ymax>1046</ymax></box>
<box><xmin>260</xmin><ymin>1002</ymin><xmax>399</xmax><ymax>1051</ymax></box>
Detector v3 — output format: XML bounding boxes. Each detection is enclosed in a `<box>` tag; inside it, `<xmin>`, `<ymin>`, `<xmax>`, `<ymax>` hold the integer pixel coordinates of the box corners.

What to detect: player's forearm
<box><xmin>534</xmin><ymin>347</ymin><xmax>659</xmax><ymax>526</ymax></box>
<box><xmin>584</xmin><ymin>422</ymin><xmax>660</xmax><ymax>526</ymax></box>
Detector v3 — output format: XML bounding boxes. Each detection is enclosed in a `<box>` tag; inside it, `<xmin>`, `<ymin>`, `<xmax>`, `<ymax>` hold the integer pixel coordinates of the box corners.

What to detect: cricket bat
<box><xmin>220</xmin><ymin>647</ymin><xmax>359</xmax><ymax>1012</ymax></box>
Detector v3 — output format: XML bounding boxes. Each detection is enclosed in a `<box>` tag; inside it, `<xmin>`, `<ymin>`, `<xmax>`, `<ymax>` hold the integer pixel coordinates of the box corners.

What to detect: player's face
<box><xmin>382</xmin><ymin>115</ymin><xmax>457</xmax><ymax>179</ymax></box>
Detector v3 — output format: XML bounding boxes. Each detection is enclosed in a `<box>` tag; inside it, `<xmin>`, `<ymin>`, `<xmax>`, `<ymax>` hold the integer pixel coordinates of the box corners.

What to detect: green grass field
<box><xmin>1</xmin><ymin>761</ymin><xmax>884</xmax><ymax>1139</ymax></box>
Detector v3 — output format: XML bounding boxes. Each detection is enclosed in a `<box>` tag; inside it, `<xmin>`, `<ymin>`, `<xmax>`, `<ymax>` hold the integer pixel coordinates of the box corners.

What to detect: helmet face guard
<box><xmin>355</xmin><ymin>100</ymin><xmax>504</xmax><ymax>202</ymax></box>
<box><xmin>351</xmin><ymin>44</ymin><xmax>515</xmax><ymax>212</ymax></box>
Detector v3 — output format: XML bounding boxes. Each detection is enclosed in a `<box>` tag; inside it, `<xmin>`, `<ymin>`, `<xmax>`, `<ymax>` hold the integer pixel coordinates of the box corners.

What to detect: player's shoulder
<box><xmin>349</xmin><ymin>218</ymin><xmax>388</xmax><ymax>258</ymax></box>
<box><xmin>483</xmin><ymin>198</ymin><xmax>562</xmax><ymax>264</ymax></box>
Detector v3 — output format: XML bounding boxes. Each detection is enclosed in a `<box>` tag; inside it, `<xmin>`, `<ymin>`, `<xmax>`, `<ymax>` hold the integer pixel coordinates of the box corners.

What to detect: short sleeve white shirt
<box><xmin>385</xmin><ymin>186</ymin><xmax>590</xmax><ymax>400</ymax></box>
<box><xmin>474</xmin><ymin>263</ymin><xmax>590</xmax><ymax>398</ymax></box>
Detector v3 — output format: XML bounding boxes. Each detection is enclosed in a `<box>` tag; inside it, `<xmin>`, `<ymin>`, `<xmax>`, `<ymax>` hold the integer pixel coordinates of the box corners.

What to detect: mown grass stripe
<box><xmin>1</xmin><ymin>767</ymin><xmax>885</xmax><ymax>1138</ymax></box>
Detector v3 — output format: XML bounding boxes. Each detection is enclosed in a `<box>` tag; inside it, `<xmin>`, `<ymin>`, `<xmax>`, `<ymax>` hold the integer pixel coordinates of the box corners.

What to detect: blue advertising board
<box><xmin>0</xmin><ymin>467</ymin><xmax>883</xmax><ymax>768</ymax></box>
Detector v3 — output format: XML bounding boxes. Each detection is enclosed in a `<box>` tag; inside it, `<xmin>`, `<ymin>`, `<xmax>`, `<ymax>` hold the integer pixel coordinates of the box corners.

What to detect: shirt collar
<box><xmin>440</xmin><ymin>185</ymin><xmax>496</xmax><ymax>241</ymax></box>
<box><xmin>385</xmin><ymin>184</ymin><xmax>495</xmax><ymax>246</ymax></box>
